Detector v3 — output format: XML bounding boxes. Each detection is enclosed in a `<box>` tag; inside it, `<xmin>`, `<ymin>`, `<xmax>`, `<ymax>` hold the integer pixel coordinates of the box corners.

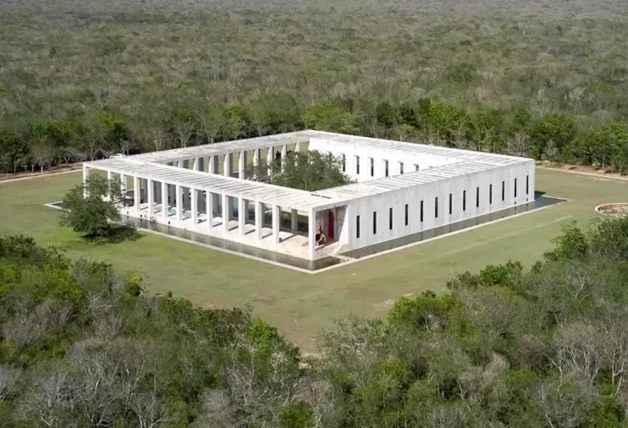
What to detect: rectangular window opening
<box><xmin>342</xmin><ymin>154</ymin><xmax>346</xmax><ymax>172</ymax></box>
<box><xmin>526</xmin><ymin>175</ymin><xmax>529</xmax><ymax>195</ymax></box>
<box><xmin>356</xmin><ymin>215</ymin><xmax>360</xmax><ymax>239</ymax></box>
<box><xmin>405</xmin><ymin>204</ymin><xmax>409</xmax><ymax>226</ymax></box>
<box><xmin>420</xmin><ymin>200</ymin><xmax>424</xmax><ymax>222</ymax></box>
<box><xmin>476</xmin><ymin>187</ymin><xmax>480</xmax><ymax>208</ymax></box>
<box><xmin>384</xmin><ymin>160</ymin><xmax>389</xmax><ymax>177</ymax></box>
<box><xmin>514</xmin><ymin>178</ymin><xmax>518</xmax><ymax>198</ymax></box>
<box><xmin>435</xmin><ymin>197</ymin><xmax>439</xmax><ymax>218</ymax></box>
<box><xmin>501</xmin><ymin>181</ymin><xmax>505</xmax><ymax>201</ymax></box>
<box><xmin>449</xmin><ymin>193</ymin><xmax>452</xmax><ymax>215</ymax></box>
<box><xmin>415</xmin><ymin>164</ymin><xmax>420</xmax><ymax>171</ymax></box>
<box><xmin>489</xmin><ymin>184</ymin><xmax>493</xmax><ymax>204</ymax></box>
<box><xmin>369</xmin><ymin>158</ymin><xmax>374</xmax><ymax>177</ymax></box>
<box><xmin>355</xmin><ymin>156</ymin><xmax>360</xmax><ymax>175</ymax></box>
<box><xmin>399</xmin><ymin>162</ymin><xmax>404</xmax><ymax>174</ymax></box>
<box><xmin>389</xmin><ymin>207</ymin><xmax>393</xmax><ymax>230</ymax></box>
<box><xmin>463</xmin><ymin>190</ymin><xmax>466</xmax><ymax>211</ymax></box>
<box><xmin>372</xmin><ymin>211</ymin><xmax>377</xmax><ymax>234</ymax></box>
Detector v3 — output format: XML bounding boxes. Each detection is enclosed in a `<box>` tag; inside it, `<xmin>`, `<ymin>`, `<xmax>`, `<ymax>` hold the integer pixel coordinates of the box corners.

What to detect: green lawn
<box><xmin>0</xmin><ymin>169</ymin><xmax>624</xmax><ymax>351</ymax></box>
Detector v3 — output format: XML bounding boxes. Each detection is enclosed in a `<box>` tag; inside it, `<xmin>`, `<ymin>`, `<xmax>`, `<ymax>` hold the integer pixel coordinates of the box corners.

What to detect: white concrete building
<box><xmin>83</xmin><ymin>131</ymin><xmax>535</xmax><ymax>260</ymax></box>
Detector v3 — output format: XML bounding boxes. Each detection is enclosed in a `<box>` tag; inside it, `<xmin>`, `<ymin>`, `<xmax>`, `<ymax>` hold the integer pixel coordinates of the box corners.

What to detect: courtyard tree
<box><xmin>248</xmin><ymin>150</ymin><xmax>351</xmax><ymax>191</ymax></box>
<box><xmin>60</xmin><ymin>174</ymin><xmax>125</xmax><ymax>238</ymax></box>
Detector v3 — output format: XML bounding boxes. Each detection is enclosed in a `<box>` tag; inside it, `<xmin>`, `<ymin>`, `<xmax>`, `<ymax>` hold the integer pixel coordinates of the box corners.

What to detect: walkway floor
<box><xmin>125</xmin><ymin>203</ymin><xmax>341</xmax><ymax>260</ymax></box>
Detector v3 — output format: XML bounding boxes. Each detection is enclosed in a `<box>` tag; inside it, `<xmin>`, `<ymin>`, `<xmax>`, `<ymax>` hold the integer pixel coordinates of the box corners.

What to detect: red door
<box><xmin>328</xmin><ymin>211</ymin><xmax>334</xmax><ymax>239</ymax></box>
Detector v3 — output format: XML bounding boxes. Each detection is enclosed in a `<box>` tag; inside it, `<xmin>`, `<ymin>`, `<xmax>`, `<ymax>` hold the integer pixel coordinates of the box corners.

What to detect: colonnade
<box><xmin>167</xmin><ymin>142</ymin><xmax>302</xmax><ymax>179</ymax></box>
<box><xmin>85</xmin><ymin>172</ymin><xmax>316</xmax><ymax>257</ymax></box>
<box><xmin>82</xmin><ymin>138</ymin><xmax>319</xmax><ymax>259</ymax></box>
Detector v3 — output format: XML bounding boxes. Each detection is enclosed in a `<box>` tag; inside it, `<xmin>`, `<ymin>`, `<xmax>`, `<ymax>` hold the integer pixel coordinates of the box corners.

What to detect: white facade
<box><xmin>83</xmin><ymin>131</ymin><xmax>535</xmax><ymax>261</ymax></box>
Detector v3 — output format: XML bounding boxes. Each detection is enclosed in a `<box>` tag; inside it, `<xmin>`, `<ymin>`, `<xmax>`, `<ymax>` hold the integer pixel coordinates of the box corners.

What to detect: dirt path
<box><xmin>0</xmin><ymin>168</ymin><xmax>81</xmax><ymax>185</ymax></box>
<box><xmin>538</xmin><ymin>164</ymin><xmax>628</xmax><ymax>182</ymax></box>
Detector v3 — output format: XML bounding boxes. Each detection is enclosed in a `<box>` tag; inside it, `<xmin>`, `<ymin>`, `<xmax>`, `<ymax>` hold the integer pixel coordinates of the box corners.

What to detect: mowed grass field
<box><xmin>0</xmin><ymin>169</ymin><xmax>625</xmax><ymax>350</ymax></box>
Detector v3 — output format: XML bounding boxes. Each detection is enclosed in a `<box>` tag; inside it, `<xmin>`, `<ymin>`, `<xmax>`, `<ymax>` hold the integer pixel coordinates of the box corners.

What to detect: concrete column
<box><xmin>295</xmin><ymin>141</ymin><xmax>301</xmax><ymax>152</ymax></box>
<box><xmin>222</xmin><ymin>194</ymin><xmax>229</xmax><ymax>233</ymax></box>
<box><xmin>272</xmin><ymin>204</ymin><xmax>281</xmax><ymax>244</ymax></box>
<box><xmin>191</xmin><ymin>189</ymin><xmax>198</xmax><ymax>225</ymax></box>
<box><xmin>238</xmin><ymin>197</ymin><xmax>246</xmax><ymax>236</ymax></box>
<box><xmin>176</xmin><ymin>185</ymin><xmax>183</xmax><ymax>221</ymax></box>
<box><xmin>281</xmin><ymin>145</ymin><xmax>287</xmax><ymax>170</ymax></box>
<box><xmin>253</xmin><ymin>149</ymin><xmax>260</xmax><ymax>179</ymax></box>
<box><xmin>120</xmin><ymin>174</ymin><xmax>127</xmax><ymax>198</ymax></box>
<box><xmin>193</xmin><ymin>158</ymin><xmax>199</xmax><ymax>171</ymax></box>
<box><xmin>134</xmin><ymin>176</ymin><xmax>141</xmax><ymax>214</ymax></box>
<box><xmin>238</xmin><ymin>151</ymin><xmax>246</xmax><ymax>179</ymax></box>
<box><xmin>291</xmin><ymin>209</ymin><xmax>298</xmax><ymax>232</ymax></box>
<box><xmin>82</xmin><ymin>165</ymin><xmax>89</xmax><ymax>198</ymax></box>
<box><xmin>206</xmin><ymin>192</ymin><xmax>213</xmax><ymax>230</ymax></box>
<box><xmin>224</xmin><ymin>153</ymin><xmax>232</xmax><ymax>177</ymax></box>
<box><xmin>177</xmin><ymin>159</ymin><xmax>184</xmax><ymax>168</ymax></box>
<box><xmin>106</xmin><ymin>170</ymin><xmax>112</xmax><ymax>200</ymax></box>
<box><xmin>267</xmin><ymin>146</ymin><xmax>273</xmax><ymax>165</ymax></box>
<box><xmin>147</xmin><ymin>179</ymin><xmax>154</xmax><ymax>217</ymax></box>
<box><xmin>255</xmin><ymin>201</ymin><xmax>263</xmax><ymax>239</ymax></box>
<box><xmin>162</xmin><ymin>182</ymin><xmax>168</xmax><ymax>219</ymax></box>
<box><xmin>308</xmin><ymin>210</ymin><xmax>316</xmax><ymax>260</ymax></box>
<box><xmin>266</xmin><ymin>147</ymin><xmax>274</xmax><ymax>177</ymax></box>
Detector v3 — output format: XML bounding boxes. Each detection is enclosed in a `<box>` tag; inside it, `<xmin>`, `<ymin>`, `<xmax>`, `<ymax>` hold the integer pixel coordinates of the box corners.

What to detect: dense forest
<box><xmin>1</xmin><ymin>0</ymin><xmax>628</xmax><ymax>174</ymax></box>
<box><xmin>1</xmin><ymin>218</ymin><xmax>628</xmax><ymax>426</ymax></box>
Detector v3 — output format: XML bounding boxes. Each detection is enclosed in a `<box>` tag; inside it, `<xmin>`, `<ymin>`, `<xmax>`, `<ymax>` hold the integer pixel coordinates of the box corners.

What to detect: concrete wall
<box><xmin>339</xmin><ymin>159</ymin><xmax>535</xmax><ymax>251</ymax></box>
<box><xmin>308</xmin><ymin>137</ymin><xmax>459</xmax><ymax>182</ymax></box>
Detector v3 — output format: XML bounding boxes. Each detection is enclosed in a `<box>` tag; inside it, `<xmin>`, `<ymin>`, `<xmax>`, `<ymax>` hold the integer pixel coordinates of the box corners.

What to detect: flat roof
<box><xmin>128</xmin><ymin>132</ymin><xmax>309</xmax><ymax>164</ymax></box>
<box><xmin>87</xmin><ymin>158</ymin><xmax>337</xmax><ymax>211</ymax></box>
<box><xmin>86</xmin><ymin>131</ymin><xmax>533</xmax><ymax>211</ymax></box>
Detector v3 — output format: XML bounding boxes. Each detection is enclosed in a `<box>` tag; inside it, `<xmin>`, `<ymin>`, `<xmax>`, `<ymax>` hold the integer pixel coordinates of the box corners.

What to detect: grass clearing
<box><xmin>0</xmin><ymin>168</ymin><xmax>625</xmax><ymax>350</ymax></box>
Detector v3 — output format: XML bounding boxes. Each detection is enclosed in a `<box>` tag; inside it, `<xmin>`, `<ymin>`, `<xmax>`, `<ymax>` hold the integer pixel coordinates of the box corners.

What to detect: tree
<box><xmin>248</xmin><ymin>150</ymin><xmax>351</xmax><ymax>191</ymax></box>
<box><xmin>530</xmin><ymin>114</ymin><xmax>577</xmax><ymax>159</ymax></box>
<box><xmin>60</xmin><ymin>174</ymin><xmax>125</xmax><ymax>238</ymax></box>
<box><xmin>506</xmin><ymin>132</ymin><xmax>531</xmax><ymax>158</ymax></box>
<box><xmin>29</xmin><ymin>141</ymin><xmax>55</xmax><ymax>174</ymax></box>
<box><xmin>0</xmin><ymin>130</ymin><xmax>29</xmax><ymax>174</ymax></box>
<box><xmin>97</xmin><ymin>111</ymin><xmax>128</xmax><ymax>150</ymax></box>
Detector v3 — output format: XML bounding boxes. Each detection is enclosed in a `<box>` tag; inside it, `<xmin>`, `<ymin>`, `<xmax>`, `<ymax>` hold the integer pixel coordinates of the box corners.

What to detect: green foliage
<box><xmin>2</xmin><ymin>0</ymin><xmax>628</xmax><ymax>175</ymax></box>
<box><xmin>0</xmin><ymin>130</ymin><xmax>29</xmax><ymax>173</ymax></box>
<box><xmin>530</xmin><ymin>114</ymin><xmax>577</xmax><ymax>158</ymax></box>
<box><xmin>589</xmin><ymin>216</ymin><xmax>628</xmax><ymax>262</ymax></box>
<box><xmin>279</xmin><ymin>402</ymin><xmax>315</xmax><ymax>428</ymax></box>
<box><xmin>4</xmin><ymin>215</ymin><xmax>628</xmax><ymax>426</ymax></box>
<box><xmin>595</xmin><ymin>395</ymin><xmax>624</xmax><ymax>428</ymax></box>
<box><xmin>248</xmin><ymin>318</ymin><xmax>281</xmax><ymax>353</ymax></box>
<box><xmin>249</xmin><ymin>150</ymin><xmax>351</xmax><ymax>191</ymax></box>
<box><xmin>0</xmin><ymin>234</ymin><xmax>297</xmax><ymax>426</ymax></box>
<box><xmin>97</xmin><ymin>111</ymin><xmax>128</xmax><ymax>148</ymax></box>
<box><xmin>304</xmin><ymin>100</ymin><xmax>363</xmax><ymax>134</ymax></box>
<box><xmin>387</xmin><ymin>291</ymin><xmax>459</xmax><ymax>331</ymax></box>
<box><xmin>59</xmin><ymin>174</ymin><xmax>125</xmax><ymax>238</ymax></box>
<box><xmin>545</xmin><ymin>221</ymin><xmax>588</xmax><ymax>261</ymax></box>
<box><xmin>448</xmin><ymin>261</ymin><xmax>524</xmax><ymax>289</ymax></box>
<box><xmin>125</xmin><ymin>271</ymin><xmax>143</xmax><ymax>296</ymax></box>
